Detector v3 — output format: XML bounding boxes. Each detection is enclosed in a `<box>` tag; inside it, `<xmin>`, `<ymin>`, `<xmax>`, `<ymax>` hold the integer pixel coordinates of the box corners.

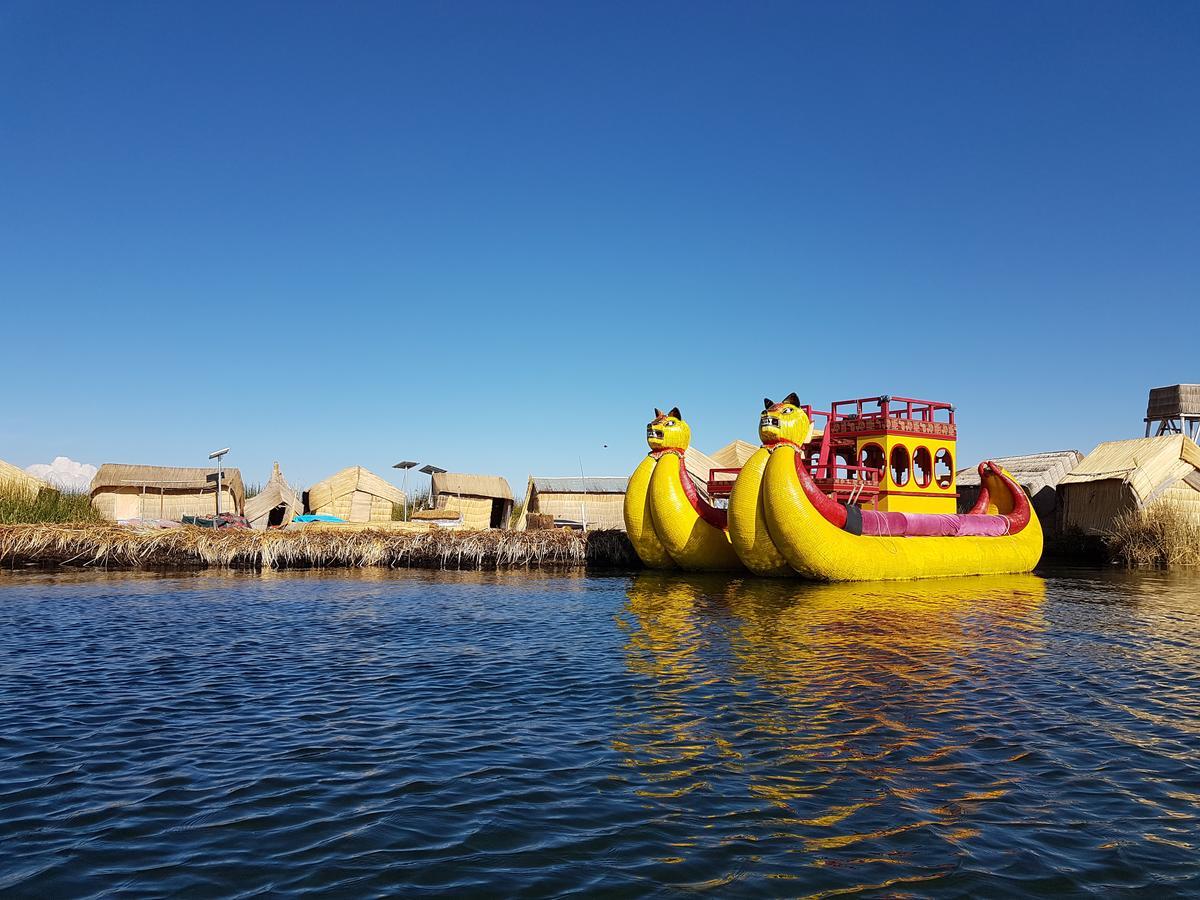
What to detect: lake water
<box><xmin>1</xmin><ymin>567</ymin><xmax>1198</xmax><ymax>896</ymax></box>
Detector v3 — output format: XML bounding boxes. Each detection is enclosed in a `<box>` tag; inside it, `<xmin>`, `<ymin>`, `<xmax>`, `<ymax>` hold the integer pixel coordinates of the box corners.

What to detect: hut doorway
<box><xmin>113</xmin><ymin>492</ymin><xmax>141</xmax><ymax>520</ymax></box>
<box><xmin>489</xmin><ymin>499</ymin><xmax>506</xmax><ymax>529</ymax></box>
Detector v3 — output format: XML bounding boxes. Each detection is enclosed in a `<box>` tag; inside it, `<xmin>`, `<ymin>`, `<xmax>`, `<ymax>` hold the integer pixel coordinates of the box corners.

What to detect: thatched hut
<box><xmin>430</xmin><ymin>473</ymin><xmax>513</xmax><ymax>530</ymax></box>
<box><xmin>1058</xmin><ymin>436</ymin><xmax>1200</xmax><ymax>534</ymax></box>
<box><xmin>90</xmin><ymin>464</ymin><xmax>245</xmax><ymax>521</ymax></box>
<box><xmin>522</xmin><ymin>476</ymin><xmax>628</xmax><ymax>530</ymax></box>
<box><xmin>0</xmin><ymin>458</ymin><xmax>50</xmax><ymax>495</ymax></box>
<box><xmin>244</xmin><ymin>463</ymin><xmax>302</xmax><ymax>530</ymax></box>
<box><xmin>306</xmin><ymin>466</ymin><xmax>405</xmax><ymax>524</ymax></box>
<box><xmin>956</xmin><ymin>450</ymin><xmax>1083</xmax><ymax>527</ymax></box>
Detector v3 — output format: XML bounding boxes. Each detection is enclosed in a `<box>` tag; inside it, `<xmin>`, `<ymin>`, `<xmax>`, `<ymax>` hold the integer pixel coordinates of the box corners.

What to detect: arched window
<box><xmin>890</xmin><ymin>445</ymin><xmax>910</xmax><ymax>487</ymax></box>
<box><xmin>935</xmin><ymin>448</ymin><xmax>954</xmax><ymax>488</ymax></box>
<box><xmin>835</xmin><ymin>450</ymin><xmax>855</xmax><ymax>479</ymax></box>
<box><xmin>860</xmin><ymin>443</ymin><xmax>884</xmax><ymax>483</ymax></box>
<box><xmin>913</xmin><ymin>446</ymin><xmax>932</xmax><ymax>488</ymax></box>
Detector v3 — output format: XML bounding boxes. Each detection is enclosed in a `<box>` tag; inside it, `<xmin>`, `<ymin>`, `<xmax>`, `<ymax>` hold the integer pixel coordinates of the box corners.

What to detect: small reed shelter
<box><xmin>1144</xmin><ymin>384</ymin><xmax>1200</xmax><ymax>441</ymax></box>
<box><xmin>430</xmin><ymin>472</ymin><xmax>513</xmax><ymax>530</ymax></box>
<box><xmin>522</xmin><ymin>476</ymin><xmax>628</xmax><ymax>530</ymax></box>
<box><xmin>90</xmin><ymin>464</ymin><xmax>245</xmax><ymax>521</ymax></box>
<box><xmin>244</xmin><ymin>463</ymin><xmax>302</xmax><ymax>530</ymax></box>
<box><xmin>1058</xmin><ymin>436</ymin><xmax>1200</xmax><ymax>534</ymax></box>
<box><xmin>956</xmin><ymin>450</ymin><xmax>1083</xmax><ymax>527</ymax></box>
<box><xmin>306</xmin><ymin>466</ymin><xmax>405</xmax><ymax>524</ymax></box>
<box><xmin>0</xmin><ymin>458</ymin><xmax>50</xmax><ymax>495</ymax></box>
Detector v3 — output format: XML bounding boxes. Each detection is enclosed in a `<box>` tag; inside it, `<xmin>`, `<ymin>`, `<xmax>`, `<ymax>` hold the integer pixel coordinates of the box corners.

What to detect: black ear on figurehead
<box><xmin>763</xmin><ymin>398</ymin><xmax>774</xmax><ymax>410</ymax></box>
<box><xmin>783</xmin><ymin>392</ymin><xmax>800</xmax><ymax>406</ymax></box>
<box><xmin>654</xmin><ymin>408</ymin><xmax>664</xmax><ymax>419</ymax></box>
<box><xmin>668</xmin><ymin>407</ymin><xmax>681</xmax><ymax>420</ymax></box>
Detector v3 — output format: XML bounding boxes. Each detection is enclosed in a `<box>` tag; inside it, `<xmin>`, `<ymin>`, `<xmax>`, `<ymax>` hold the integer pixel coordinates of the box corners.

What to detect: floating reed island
<box><xmin>0</xmin><ymin>523</ymin><xmax>640</xmax><ymax>571</ymax></box>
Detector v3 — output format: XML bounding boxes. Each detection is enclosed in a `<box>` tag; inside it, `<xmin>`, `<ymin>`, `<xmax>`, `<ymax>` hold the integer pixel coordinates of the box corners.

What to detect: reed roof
<box><xmin>529</xmin><ymin>477</ymin><xmax>628</xmax><ymax>495</ymax></box>
<box><xmin>957</xmin><ymin>450</ymin><xmax>1083</xmax><ymax>488</ymax></box>
<box><xmin>0</xmin><ymin>459</ymin><xmax>50</xmax><ymax>494</ymax></box>
<box><xmin>306</xmin><ymin>466</ymin><xmax>405</xmax><ymax>504</ymax></box>
<box><xmin>431</xmin><ymin>472</ymin><xmax>513</xmax><ymax>500</ymax></box>
<box><xmin>244</xmin><ymin>463</ymin><xmax>301</xmax><ymax>528</ymax></box>
<box><xmin>684</xmin><ymin>446</ymin><xmax>725</xmax><ymax>486</ymax></box>
<box><xmin>710</xmin><ymin>440</ymin><xmax>758</xmax><ymax>468</ymax></box>
<box><xmin>91</xmin><ymin>463</ymin><xmax>245</xmax><ymax>503</ymax></box>
<box><xmin>1059</xmin><ymin>436</ymin><xmax>1200</xmax><ymax>503</ymax></box>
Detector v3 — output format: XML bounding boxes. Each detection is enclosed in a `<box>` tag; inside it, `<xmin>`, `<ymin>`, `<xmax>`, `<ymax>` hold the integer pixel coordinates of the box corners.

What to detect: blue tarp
<box><xmin>292</xmin><ymin>514</ymin><xmax>345</xmax><ymax>523</ymax></box>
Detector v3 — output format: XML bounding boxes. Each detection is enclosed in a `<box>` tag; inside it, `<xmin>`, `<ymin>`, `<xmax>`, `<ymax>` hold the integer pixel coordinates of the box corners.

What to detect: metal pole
<box><xmin>578</xmin><ymin>456</ymin><xmax>587</xmax><ymax>532</ymax></box>
<box><xmin>403</xmin><ymin>468</ymin><xmax>409</xmax><ymax>521</ymax></box>
<box><xmin>215</xmin><ymin>457</ymin><xmax>222</xmax><ymax>521</ymax></box>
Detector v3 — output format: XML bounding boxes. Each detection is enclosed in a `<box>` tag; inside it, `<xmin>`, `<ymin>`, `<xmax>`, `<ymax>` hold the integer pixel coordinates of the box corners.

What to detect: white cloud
<box><xmin>26</xmin><ymin>456</ymin><xmax>98</xmax><ymax>492</ymax></box>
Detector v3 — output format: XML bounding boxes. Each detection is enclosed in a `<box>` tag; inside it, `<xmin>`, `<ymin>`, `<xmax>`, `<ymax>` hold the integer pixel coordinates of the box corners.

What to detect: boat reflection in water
<box><xmin>615</xmin><ymin>571</ymin><xmax>1047</xmax><ymax>885</ymax></box>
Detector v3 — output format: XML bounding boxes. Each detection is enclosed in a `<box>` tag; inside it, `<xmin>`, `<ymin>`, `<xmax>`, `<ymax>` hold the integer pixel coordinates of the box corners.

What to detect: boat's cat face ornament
<box><xmin>760</xmin><ymin>392</ymin><xmax>813</xmax><ymax>446</ymax></box>
<box><xmin>646</xmin><ymin>407</ymin><xmax>691</xmax><ymax>452</ymax></box>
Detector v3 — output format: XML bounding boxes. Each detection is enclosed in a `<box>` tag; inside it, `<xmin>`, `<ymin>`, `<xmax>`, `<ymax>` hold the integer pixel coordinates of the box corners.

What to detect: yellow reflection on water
<box><xmin>617</xmin><ymin>571</ymin><xmax>1047</xmax><ymax>864</ymax></box>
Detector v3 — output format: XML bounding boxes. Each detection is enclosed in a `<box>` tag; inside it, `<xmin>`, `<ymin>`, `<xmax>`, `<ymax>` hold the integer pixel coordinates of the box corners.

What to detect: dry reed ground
<box><xmin>0</xmin><ymin>523</ymin><xmax>639</xmax><ymax>571</ymax></box>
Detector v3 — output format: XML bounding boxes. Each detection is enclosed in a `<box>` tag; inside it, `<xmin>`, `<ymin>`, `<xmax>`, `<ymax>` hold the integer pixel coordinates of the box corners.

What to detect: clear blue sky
<box><xmin>2</xmin><ymin>2</ymin><xmax>1197</xmax><ymax>496</ymax></box>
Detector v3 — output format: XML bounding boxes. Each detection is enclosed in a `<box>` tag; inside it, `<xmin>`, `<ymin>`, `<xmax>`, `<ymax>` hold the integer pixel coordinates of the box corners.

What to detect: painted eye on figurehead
<box><xmin>666</xmin><ymin>420</ymin><xmax>675</xmax><ymax>426</ymax></box>
<box><xmin>782</xmin><ymin>407</ymin><xmax>793</xmax><ymax>414</ymax></box>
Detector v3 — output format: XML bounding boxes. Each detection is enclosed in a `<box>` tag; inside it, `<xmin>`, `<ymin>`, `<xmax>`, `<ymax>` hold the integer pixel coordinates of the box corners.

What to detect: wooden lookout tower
<box><xmin>1144</xmin><ymin>384</ymin><xmax>1200</xmax><ymax>441</ymax></box>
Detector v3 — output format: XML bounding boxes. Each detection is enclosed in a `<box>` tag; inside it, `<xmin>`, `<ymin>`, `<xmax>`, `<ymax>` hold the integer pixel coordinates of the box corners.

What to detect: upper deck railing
<box><xmin>829</xmin><ymin>395</ymin><xmax>955</xmax><ymax>425</ymax></box>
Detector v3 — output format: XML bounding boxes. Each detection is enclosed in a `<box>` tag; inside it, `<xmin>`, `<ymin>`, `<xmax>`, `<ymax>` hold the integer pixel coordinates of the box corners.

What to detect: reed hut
<box><xmin>430</xmin><ymin>472</ymin><xmax>513</xmax><ymax>530</ymax></box>
<box><xmin>90</xmin><ymin>464</ymin><xmax>245</xmax><ymax>521</ymax></box>
<box><xmin>522</xmin><ymin>476</ymin><xmax>628</xmax><ymax>530</ymax></box>
<box><xmin>956</xmin><ymin>450</ymin><xmax>1083</xmax><ymax>527</ymax></box>
<box><xmin>305</xmin><ymin>466</ymin><xmax>405</xmax><ymax>524</ymax></box>
<box><xmin>0</xmin><ymin>458</ymin><xmax>50</xmax><ymax>495</ymax></box>
<box><xmin>244</xmin><ymin>463</ymin><xmax>302</xmax><ymax>530</ymax></box>
<box><xmin>1058</xmin><ymin>436</ymin><xmax>1200</xmax><ymax>534</ymax></box>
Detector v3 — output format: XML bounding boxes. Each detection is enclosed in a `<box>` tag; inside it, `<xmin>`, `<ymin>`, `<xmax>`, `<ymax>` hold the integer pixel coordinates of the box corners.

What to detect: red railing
<box><xmin>705</xmin><ymin>463</ymin><xmax>884</xmax><ymax>497</ymax></box>
<box><xmin>808</xmin><ymin>463</ymin><xmax>884</xmax><ymax>484</ymax></box>
<box><xmin>829</xmin><ymin>395</ymin><xmax>955</xmax><ymax>425</ymax></box>
<box><xmin>706</xmin><ymin>468</ymin><xmax>741</xmax><ymax>496</ymax></box>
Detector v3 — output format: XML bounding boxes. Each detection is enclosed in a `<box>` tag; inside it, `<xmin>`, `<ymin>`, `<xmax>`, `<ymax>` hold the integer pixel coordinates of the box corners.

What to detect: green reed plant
<box><xmin>0</xmin><ymin>483</ymin><xmax>102</xmax><ymax>525</ymax></box>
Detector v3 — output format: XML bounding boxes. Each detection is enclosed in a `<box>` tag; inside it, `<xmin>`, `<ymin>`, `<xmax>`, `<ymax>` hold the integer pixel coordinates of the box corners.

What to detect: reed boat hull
<box><xmin>760</xmin><ymin>445</ymin><xmax>1043</xmax><ymax>581</ymax></box>
<box><xmin>648</xmin><ymin>453</ymin><xmax>743</xmax><ymax>571</ymax></box>
<box><xmin>727</xmin><ymin>446</ymin><xmax>792</xmax><ymax>576</ymax></box>
<box><xmin>623</xmin><ymin>455</ymin><xmax>675</xmax><ymax>569</ymax></box>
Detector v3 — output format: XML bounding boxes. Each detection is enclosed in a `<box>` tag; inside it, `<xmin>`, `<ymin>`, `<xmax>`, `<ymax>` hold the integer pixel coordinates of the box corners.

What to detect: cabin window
<box><xmin>913</xmin><ymin>446</ymin><xmax>932</xmax><ymax>488</ymax></box>
<box><xmin>935</xmin><ymin>449</ymin><xmax>953</xmax><ymax>488</ymax></box>
<box><xmin>860</xmin><ymin>444</ymin><xmax>884</xmax><ymax>482</ymax></box>
<box><xmin>835</xmin><ymin>450</ymin><xmax>855</xmax><ymax>479</ymax></box>
<box><xmin>890</xmin><ymin>445</ymin><xmax>911</xmax><ymax>487</ymax></box>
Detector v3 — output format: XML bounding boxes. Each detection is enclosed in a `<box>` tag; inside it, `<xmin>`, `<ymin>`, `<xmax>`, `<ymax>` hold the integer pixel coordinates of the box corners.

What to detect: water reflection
<box><xmin>2</xmin><ymin>567</ymin><xmax>1198</xmax><ymax>894</ymax></box>
<box><xmin>617</xmin><ymin>573</ymin><xmax>1056</xmax><ymax>882</ymax></box>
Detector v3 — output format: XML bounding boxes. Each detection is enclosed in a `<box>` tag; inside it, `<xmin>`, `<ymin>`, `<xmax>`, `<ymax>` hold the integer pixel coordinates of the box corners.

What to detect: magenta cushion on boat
<box><xmin>859</xmin><ymin>510</ymin><xmax>1010</xmax><ymax>538</ymax></box>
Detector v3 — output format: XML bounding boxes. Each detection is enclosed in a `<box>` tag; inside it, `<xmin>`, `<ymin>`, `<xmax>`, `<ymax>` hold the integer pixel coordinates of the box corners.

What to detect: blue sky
<box><xmin>2</xmin><ymin>2</ymin><xmax>1197</xmax><ymax>496</ymax></box>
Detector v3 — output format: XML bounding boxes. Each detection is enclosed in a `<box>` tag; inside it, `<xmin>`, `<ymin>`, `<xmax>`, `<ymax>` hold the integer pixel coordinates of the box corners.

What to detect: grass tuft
<box><xmin>1106</xmin><ymin>502</ymin><xmax>1200</xmax><ymax>568</ymax></box>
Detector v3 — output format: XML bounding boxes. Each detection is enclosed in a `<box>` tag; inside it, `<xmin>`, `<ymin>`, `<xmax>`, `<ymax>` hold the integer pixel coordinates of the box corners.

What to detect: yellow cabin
<box><xmin>804</xmin><ymin>395</ymin><xmax>958</xmax><ymax>514</ymax></box>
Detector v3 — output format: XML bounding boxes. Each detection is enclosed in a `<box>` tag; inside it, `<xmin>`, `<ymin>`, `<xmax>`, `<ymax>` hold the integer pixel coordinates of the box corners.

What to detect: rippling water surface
<box><xmin>2</xmin><ymin>567</ymin><xmax>1199</xmax><ymax>896</ymax></box>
